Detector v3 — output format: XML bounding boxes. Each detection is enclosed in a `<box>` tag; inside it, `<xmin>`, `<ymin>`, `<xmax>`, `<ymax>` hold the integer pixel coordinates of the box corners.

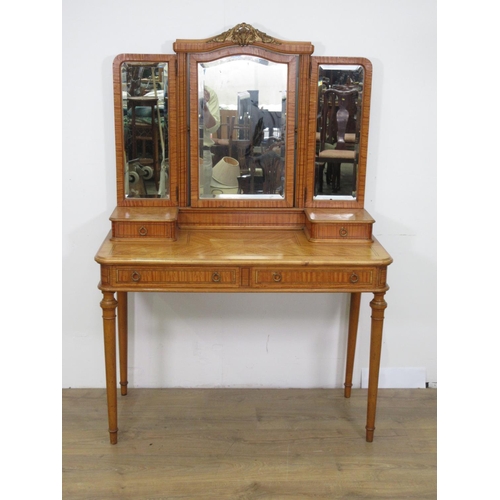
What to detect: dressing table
<box><xmin>95</xmin><ymin>23</ymin><xmax>392</xmax><ymax>444</ymax></box>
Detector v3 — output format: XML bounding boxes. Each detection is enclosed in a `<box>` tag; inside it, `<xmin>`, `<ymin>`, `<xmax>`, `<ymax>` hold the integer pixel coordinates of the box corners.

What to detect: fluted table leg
<box><xmin>366</xmin><ymin>291</ymin><xmax>387</xmax><ymax>442</ymax></box>
<box><xmin>101</xmin><ymin>291</ymin><xmax>118</xmax><ymax>444</ymax></box>
<box><xmin>117</xmin><ymin>292</ymin><xmax>128</xmax><ymax>396</ymax></box>
<box><xmin>344</xmin><ymin>292</ymin><xmax>361</xmax><ymax>398</ymax></box>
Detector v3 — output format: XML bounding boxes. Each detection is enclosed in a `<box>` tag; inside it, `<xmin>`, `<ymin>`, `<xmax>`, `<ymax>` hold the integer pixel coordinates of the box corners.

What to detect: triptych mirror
<box><xmin>112</xmin><ymin>24</ymin><xmax>372</xmax><ymax>211</ymax></box>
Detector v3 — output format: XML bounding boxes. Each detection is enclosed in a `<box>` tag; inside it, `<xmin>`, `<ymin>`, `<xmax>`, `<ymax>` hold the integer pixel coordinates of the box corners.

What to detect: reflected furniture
<box><xmin>96</xmin><ymin>23</ymin><xmax>392</xmax><ymax>444</ymax></box>
<box><xmin>128</xmin><ymin>96</ymin><xmax>160</xmax><ymax>186</ymax></box>
<box><xmin>316</xmin><ymin>87</ymin><xmax>359</xmax><ymax>195</ymax></box>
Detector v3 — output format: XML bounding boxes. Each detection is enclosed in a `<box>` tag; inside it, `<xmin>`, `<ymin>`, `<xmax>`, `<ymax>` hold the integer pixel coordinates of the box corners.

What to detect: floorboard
<box><xmin>62</xmin><ymin>388</ymin><xmax>436</xmax><ymax>499</ymax></box>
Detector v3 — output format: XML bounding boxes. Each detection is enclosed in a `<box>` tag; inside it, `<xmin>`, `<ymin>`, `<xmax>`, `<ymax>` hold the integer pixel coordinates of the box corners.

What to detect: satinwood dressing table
<box><xmin>95</xmin><ymin>23</ymin><xmax>392</xmax><ymax>444</ymax></box>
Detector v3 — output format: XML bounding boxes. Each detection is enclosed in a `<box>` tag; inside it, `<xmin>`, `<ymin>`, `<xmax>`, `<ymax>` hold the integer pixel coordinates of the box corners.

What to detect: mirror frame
<box><xmin>305</xmin><ymin>57</ymin><xmax>373</xmax><ymax>209</ymax></box>
<box><xmin>174</xmin><ymin>24</ymin><xmax>314</xmax><ymax>209</ymax></box>
<box><xmin>113</xmin><ymin>54</ymin><xmax>179</xmax><ymax>207</ymax></box>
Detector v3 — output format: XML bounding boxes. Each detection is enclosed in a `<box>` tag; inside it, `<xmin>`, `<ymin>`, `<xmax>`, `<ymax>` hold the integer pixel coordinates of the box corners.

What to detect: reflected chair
<box><xmin>259</xmin><ymin>151</ymin><xmax>284</xmax><ymax>195</ymax></box>
<box><xmin>212</xmin><ymin>114</ymin><xmax>235</xmax><ymax>166</ymax></box>
<box><xmin>231</xmin><ymin>117</ymin><xmax>265</xmax><ymax>194</ymax></box>
<box><xmin>238</xmin><ymin>151</ymin><xmax>284</xmax><ymax>195</ymax></box>
<box><xmin>315</xmin><ymin>87</ymin><xmax>360</xmax><ymax>195</ymax></box>
<box><xmin>230</xmin><ymin>114</ymin><xmax>253</xmax><ymax>169</ymax></box>
<box><xmin>128</xmin><ymin>96</ymin><xmax>160</xmax><ymax>187</ymax></box>
<box><xmin>212</xmin><ymin>113</ymin><xmax>253</xmax><ymax>168</ymax></box>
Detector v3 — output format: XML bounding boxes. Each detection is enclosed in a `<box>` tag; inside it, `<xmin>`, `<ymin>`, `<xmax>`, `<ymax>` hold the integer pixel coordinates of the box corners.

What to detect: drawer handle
<box><xmin>272</xmin><ymin>272</ymin><xmax>282</xmax><ymax>282</ymax></box>
<box><xmin>349</xmin><ymin>272</ymin><xmax>359</xmax><ymax>284</ymax></box>
<box><xmin>131</xmin><ymin>271</ymin><xmax>141</xmax><ymax>282</ymax></box>
<box><xmin>212</xmin><ymin>272</ymin><xmax>221</xmax><ymax>283</ymax></box>
<box><xmin>339</xmin><ymin>227</ymin><xmax>348</xmax><ymax>238</ymax></box>
<box><xmin>138</xmin><ymin>226</ymin><xmax>148</xmax><ymax>236</ymax></box>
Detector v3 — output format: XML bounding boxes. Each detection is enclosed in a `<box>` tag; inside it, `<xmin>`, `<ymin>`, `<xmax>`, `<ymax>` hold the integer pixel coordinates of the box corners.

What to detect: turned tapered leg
<box><xmin>100</xmin><ymin>291</ymin><xmax>118</xmax><ymax>444</ymax></box>
<box><xmin>366</xmin><ymin>291</ymin><xmax>387</xmax><ymax>442</ymax></box>
<box><xmin>117</xmin><ymin>292</ymin><xmax>128</xmax><ymax>396</ymax></box>
<box><xmin>344</xmin><ymin>292</ymin><xmax>361</xmax><ymax>398</ymax></box>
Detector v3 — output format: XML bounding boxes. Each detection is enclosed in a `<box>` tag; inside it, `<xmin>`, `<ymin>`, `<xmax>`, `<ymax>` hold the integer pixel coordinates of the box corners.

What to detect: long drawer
<box><xmin>114</xmin><ymin>267</ymin><xmax>240</xmax><ymax>288</ymax></box>
<box><xmin>251</xmin><ymin>267</ymin><xmax>375</xmax><ymax>289</ymax></box>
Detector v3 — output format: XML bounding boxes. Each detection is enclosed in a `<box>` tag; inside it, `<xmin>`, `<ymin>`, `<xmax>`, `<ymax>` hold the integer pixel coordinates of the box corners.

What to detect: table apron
<box><xmin>99</xmin><ymin>264</ymin><xmax>389</xmax><ymax>292</ymax></box>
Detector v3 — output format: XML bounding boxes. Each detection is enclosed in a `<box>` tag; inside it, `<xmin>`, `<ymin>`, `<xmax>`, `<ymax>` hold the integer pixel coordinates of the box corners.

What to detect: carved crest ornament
<box><xmin>207</xmin><ymin>22</ymin><xmax>281</xmax><ymax>46</ymax></box>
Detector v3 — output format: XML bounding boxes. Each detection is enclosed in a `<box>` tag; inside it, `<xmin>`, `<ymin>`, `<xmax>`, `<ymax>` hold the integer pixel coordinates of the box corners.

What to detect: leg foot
<box><xmin>365</xmin><ymin>427</ymin><xmax>375</xmax><ymax>443</ymax></box>
<box><xmin>109</xmin><ymin>429</ymin><xmax>118</xmax><ymax>445</ymax></box>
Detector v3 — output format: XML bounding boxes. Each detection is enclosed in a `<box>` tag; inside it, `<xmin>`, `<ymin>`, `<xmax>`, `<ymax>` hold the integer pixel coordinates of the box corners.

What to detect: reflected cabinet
<box><xmin>97</xmin><ymin>23</ymin><xmax>392</xmax><ymax>444</ymax></box>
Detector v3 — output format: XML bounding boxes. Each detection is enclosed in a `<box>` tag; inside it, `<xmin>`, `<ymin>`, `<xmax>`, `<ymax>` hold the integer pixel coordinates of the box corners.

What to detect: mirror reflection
<box><xmin>121</xmin><ymin>62</ymin><xmax>169</xmax><ymax>198</ymax></box>
<box><xmin>197</xmin><ymin>56</ymin><xmax>287</xmax><ymax>199</ymax></box>
<box><xmin>314</xmin><ymin>65</ymin><xmax>364</xmax><ymax>200</ymax></box>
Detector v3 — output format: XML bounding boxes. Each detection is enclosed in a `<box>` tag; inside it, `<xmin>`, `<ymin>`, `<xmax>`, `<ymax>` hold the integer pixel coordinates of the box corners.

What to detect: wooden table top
<box><xmin>95</xmin><ymin>228</ymin><xmax>392</xmax><ymax>267</ymax></box>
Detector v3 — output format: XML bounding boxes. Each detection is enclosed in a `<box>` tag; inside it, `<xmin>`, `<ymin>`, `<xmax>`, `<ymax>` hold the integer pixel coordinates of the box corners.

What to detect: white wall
<box><xmin>62</xmin><ymin>0</ymin><xmax>436</xmax><ymax>389</ymax></box>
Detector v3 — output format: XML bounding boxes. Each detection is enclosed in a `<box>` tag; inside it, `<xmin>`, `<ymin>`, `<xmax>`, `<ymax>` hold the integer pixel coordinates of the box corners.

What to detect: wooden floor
<box><xmin>62</xmin><ymin>388</ymin><xmax>436</xmax><ymax>499</ymax></box>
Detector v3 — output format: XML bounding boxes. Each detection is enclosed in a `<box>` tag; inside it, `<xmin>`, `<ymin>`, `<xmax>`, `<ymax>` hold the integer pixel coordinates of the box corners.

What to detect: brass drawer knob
<box><xmin>138</xmin><ymin>226</ymin><xmax>148</xmax><ymax>236</ymax></box>
<box><xmin>339</xmin><ymin>227</ymin><xmax>348</xmax><ymax>238</ymax></box>
<box><xmin>131</xmin><ymin>271</ymin><xmax>141</xmax><ymax>282</ymax></box>
<box><xmin>272</xmin><ymin>272</ymin><xmax>282</xmax><ymax>282</ymax></box>
<box><xmin>349</xmin><ymin>272</ymin><xmax>359</xmax><ymax>284</ymax></box>
<box><xmin>212</xmin><ymin>272</ymin><xmax>221</xmax><ymax>283</ymax></box>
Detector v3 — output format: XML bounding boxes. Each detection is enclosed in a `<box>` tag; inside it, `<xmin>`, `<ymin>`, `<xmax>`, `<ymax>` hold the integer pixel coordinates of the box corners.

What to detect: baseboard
<box><xmin>361</xmin><ymin>367</ymin><xmax>427</xmax><ymax>389</ymax></box>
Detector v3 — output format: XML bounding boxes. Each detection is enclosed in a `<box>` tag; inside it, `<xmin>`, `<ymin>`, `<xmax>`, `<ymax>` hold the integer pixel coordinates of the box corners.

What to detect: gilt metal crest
<box><xmin>207</xmin><ymin>23</ymin><xmax>281</xmax><ymax>46</ymax></box>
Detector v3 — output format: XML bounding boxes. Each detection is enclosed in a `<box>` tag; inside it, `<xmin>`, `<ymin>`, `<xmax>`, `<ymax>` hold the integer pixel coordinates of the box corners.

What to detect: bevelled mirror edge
<box><xmin>305</xmin><ymin>56</ymin><xmax>373</xmax><ymax>209</ymax></box>
<box><xmin>113</xmin><ymin>53</ymin><xmax>179</xmax><ymax>207</ymax></box>
<box><xmin>187</xmin><ymin>46</ymin><xmax>299</xmax><ymax>209</ymax></box>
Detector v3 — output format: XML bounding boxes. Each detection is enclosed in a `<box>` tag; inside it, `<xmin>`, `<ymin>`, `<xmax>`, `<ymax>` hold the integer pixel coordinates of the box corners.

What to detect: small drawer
<box><xmin>114</xmin><ymin>267</ymin><xmax>240</xmax><ymax>288</ymax></box>
<box><xmin>305</xmin><ymin>221</ymin><xmax>372</xmax><ymax>241</ymax></box>
<box><xmin>112</xmin><ymin>222</ymin><xmax>176</xmax><ymax>239</ymax></box>
<box><xmin>304</xmin><ymin>209</ymin><xmax>374</xmax><ymax>241</ymax></box>
<box><xmin>251</xmin><ymin>267</ymin><xmax>374</xmax><ymax>289</ymax></box>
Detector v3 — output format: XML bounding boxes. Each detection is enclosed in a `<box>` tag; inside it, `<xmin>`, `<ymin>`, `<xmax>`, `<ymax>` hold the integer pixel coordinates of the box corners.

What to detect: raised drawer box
<box><xmin>304</xmin><ymin>209</ymin><xmax>374</xmax><ymax>241</ymax></box>
<box><xmin>110</xmin><ymin>207</ymin><xmax>178</xmax><ymax>240</ymax></box>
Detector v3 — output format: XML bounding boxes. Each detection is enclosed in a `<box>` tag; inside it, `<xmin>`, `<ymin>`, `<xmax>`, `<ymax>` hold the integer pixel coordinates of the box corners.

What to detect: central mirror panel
<box><xmin>189</xmin><ymin>48</ymin><xmax>297</xmax><ymax>207</ymax></box>
<box><xmin>199</xmin><ymin>56</ymin><xmax>287</xmax><ymax>198</ymax></box>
